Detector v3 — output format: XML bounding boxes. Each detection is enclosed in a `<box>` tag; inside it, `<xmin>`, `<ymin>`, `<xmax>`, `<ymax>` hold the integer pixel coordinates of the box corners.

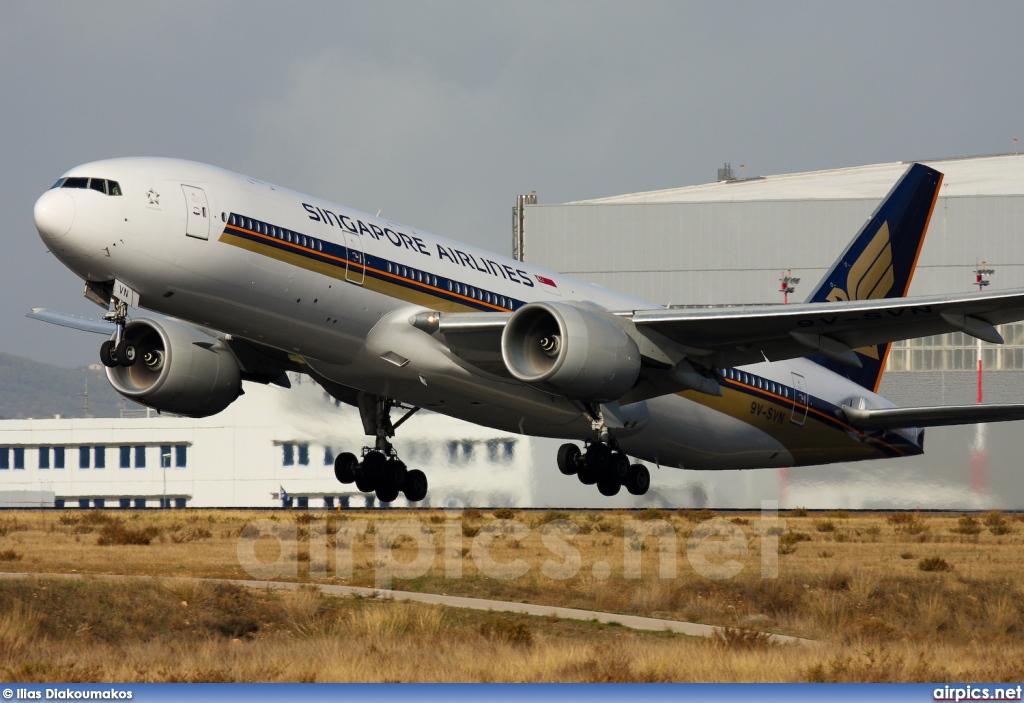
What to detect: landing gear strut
<box><xmin>333</xmin><ymin>393</ymin><xmax>428</xmax><ymax>504</ymax></box>
<box><xmin>99</xmin><ymin>298</ymin><xmax>137</xmax><ymax>368</ymax></box>
<box><xmin>555</xmin><ymin>404</ymin><xmax>650</xmax><ymax>497</ymax></box>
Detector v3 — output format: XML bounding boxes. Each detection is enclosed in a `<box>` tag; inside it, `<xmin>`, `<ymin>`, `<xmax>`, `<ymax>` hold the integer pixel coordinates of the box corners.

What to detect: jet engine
<box><xmin>105</xmin><ymin>318</ymin><xmax>242</xmax><ymax>417</ymax></box>
<box><xmin>500</xmin><ymin>302</ymin><xmax>640</xmax><ymax>402</ymax></box>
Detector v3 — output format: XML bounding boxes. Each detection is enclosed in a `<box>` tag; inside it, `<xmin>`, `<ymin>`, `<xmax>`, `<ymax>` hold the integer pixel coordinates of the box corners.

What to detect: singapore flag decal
<box><xmin>535</xmin><ymin>274</ymin><xmax>561</xmax><ymax>296</ymax></box>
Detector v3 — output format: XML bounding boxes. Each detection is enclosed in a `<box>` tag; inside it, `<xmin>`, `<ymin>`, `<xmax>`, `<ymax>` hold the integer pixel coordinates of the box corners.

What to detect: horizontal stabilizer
<box><xmin>841</xmin><ymin>403</ymin><xmax>1024</xmax><ymax>430</ymax></box>
<box><xmin>26</xmin><ymin>308</ymin><xmax>111</xmax><ymax>335</ymax></box>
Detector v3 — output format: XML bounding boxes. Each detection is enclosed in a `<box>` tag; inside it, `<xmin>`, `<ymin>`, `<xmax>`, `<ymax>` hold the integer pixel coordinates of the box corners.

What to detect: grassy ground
<box><xmin>2</xmin><ymin>508</ymin><xmax>1024</xmax><ymax>681</ymax></box>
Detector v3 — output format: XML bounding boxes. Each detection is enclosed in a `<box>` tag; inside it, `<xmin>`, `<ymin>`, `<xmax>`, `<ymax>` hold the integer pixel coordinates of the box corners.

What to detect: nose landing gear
<box><xmin>332</xmin><ymin>393</ymin><xmax>429</xmax><ymax>504</ymax></box>
<box><xmin>98</xmin><ymin>297</ymin><xmax>137</xmax><ymax>368</ymax></box>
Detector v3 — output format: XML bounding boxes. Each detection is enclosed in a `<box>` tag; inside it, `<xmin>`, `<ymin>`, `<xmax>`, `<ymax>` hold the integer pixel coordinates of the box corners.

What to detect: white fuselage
<box><xmin>34</xmin><ymin>158</ymin><xmax>924</xmax><ymax>471</ymax></box>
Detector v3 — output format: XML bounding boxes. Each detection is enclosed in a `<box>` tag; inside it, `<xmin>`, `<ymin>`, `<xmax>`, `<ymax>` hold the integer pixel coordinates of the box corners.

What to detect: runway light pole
<box><xmin>162</xmin><ymin>451</ymin><xmax>171</xmax><ymax>509</ymax></box>
<box><xmin>779</xmin><ymin>270</ymin><xmax>799</xmax><ymax>305</ymax></box>
<box><xmin>973</xmin><ymin>262</ymin><xmax>995</xmax><ymax>403</ymax></box>
<box><xmin>777</xmin><ymin>269</ymin><xmax>799</xmax><ymax>508</ymax></box>
<box><xmin>970</xmin><ymin>262</ymin><xmax>994</xmax><ymax>495</ymax></box>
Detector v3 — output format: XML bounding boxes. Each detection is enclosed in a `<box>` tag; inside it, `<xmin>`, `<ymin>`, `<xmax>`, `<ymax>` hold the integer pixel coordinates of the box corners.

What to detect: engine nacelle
<box><xmin>105</xmin><ymin>319</ymin><xmax>242</xmax><ymax>418</ymax></box>
<box><xmin>501</xmin><ymin>302</ymin><xmax>641</xmax><ymax>402</ymax></box>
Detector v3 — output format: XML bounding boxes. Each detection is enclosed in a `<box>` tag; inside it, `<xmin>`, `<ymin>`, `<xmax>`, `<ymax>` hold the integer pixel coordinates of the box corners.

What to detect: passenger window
<box><xmin>246</xmin><ymin>219</ymin><xmax>252</xmax><ymax>230</ymax></box>
<box><xmin>447</xmin><ymin>281</ymin><xmax>452</xmax><ymax>292</ymax></box>
<box><xmin>108</xmin><ymin>181</ymin><xmax>121</xmax><ymax>196</ymax></box>
<box><xmin>62</xmin><ymin>177</ymin><xmax>88</xmax><ymax>189</ymax></box>
<box><xmin>229</xmin><ymin>214</ymin><xmax>237</xmax><ymax>226</ymax></box>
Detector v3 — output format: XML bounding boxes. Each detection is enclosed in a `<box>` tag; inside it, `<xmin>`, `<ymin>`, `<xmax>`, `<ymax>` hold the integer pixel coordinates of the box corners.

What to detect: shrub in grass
<box><xmin>951</xmin><ymin>515</ymin><xmax>982</xmax><ymax>536</ymax></box>
<box><xmin>96</xmin><ymin>520</ymin><xmax>160</xmax><ymax>546</ymax></box>
<box><xmin>478</xmin><ymin>616</ymin><xmax>533</xmax><ymax>647</ymax></box>
<box><xmin>918</xmin><ymin>556</ymin><xmax>953</xmax><ymax>572</ymax></box>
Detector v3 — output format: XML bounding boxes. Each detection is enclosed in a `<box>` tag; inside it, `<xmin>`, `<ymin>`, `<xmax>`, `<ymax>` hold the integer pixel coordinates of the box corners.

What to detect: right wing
<box><xmin>27</xmin><ymin>307</ymin><xmax>112</xmax><ymax>335</ymax></box>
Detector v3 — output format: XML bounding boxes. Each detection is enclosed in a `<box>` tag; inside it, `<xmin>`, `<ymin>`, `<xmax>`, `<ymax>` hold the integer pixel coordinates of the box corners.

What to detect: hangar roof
<box><xmin>572</xmin><ymin>153</ymin><xmax>1024</xmax><ymax>204</ymax></box>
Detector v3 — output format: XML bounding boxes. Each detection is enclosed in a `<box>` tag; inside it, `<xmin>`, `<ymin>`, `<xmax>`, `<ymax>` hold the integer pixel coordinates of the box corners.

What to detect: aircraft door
<box><xmin>790</xmin><ymin>372</ymin><xmax>808</xmax><ymax>426</ymax></box>
<box><xmin>181</xmin><ymin>185</ymin><xmax>210</xmax><ymax>240</ymax></box>
<box><xmin>345</xmin><ymin>231</ymin><xmax>365</xmax><ymax>285</ymax></box>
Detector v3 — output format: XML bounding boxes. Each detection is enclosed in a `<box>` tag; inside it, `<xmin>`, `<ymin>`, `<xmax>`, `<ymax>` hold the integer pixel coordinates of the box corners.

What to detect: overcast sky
<box><xmin>3</xmin><ymin>1</ymin><xmax>1023</xmax><ymax>367</ymax></box>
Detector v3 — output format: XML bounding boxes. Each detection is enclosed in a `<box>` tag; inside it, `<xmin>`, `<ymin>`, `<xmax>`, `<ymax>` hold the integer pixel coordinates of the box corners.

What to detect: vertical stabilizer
<box><xmin>804</xmin><ymin>163</ymin><xmax>943</xmax><ymax>391</ymax></box>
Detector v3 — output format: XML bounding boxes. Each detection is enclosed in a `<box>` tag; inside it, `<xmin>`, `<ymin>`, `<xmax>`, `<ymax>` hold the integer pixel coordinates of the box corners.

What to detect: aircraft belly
<box><xmin>619</xmin><ymin>393</ymin><xmax>794</xmax><ymax>470</ymax></box>
<box><xmin>620</xmin><ymin>382</ymin><xmax>900</xmax><ymax>470</ymax></box>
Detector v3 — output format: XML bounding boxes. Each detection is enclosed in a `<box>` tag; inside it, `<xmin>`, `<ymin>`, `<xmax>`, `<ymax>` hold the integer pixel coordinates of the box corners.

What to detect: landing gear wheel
<box><xmin>557</xmin><ymin>444</ymin><xmax>581</xmax><ymax>476</ymax></box>
<box><xmin>577</xmin><ymin>463</ymin><xmax>598</xmax><ymax>486</ymax></box>
<box><xmin>608</xmin><ymin>452</ymin><xmax>630</xmax><ymax>483</ymax></box>
<box><xmin>375</xmin><ymin>482</ymin><xmax>400</xmax><ymax>504</ymax></box>
<box><xmin>117</xmin><ymin>343</ymin><xmax>138</xmax><ymax>367</ymax></box>
<box><xmin>334</xmin><ymin>452</ymin><xmax>357</xmax><ymax>484</ymax></box>
<box><xmin>585</xmin><ymin>443</ymin><xmax>612</xmax><ymax>473</ymax></box>
<box><xmin>597</xmin><ymin>480</ymin><xmax>621</xmax><ymax>497</ymax></box>
<box><xmin>355</xmin><ymin>468</ymin><xmax>377</xmax><ymax>493</ymax></box>
<box><xmin>384</xmin><ymin>458</ymin><xmax>408</xmax><ymax>486</ymax></box>
<box><xmin>625</xmin><ymin>464</ymin><xmax>651</xmax><ymax>496</ymax></box>
<box><xmin>100</xmin><ymin>340</ymin><xmax>119</xmax><ymax>368</ymax></box>
<box><xmin>402</xmin><ymin>469</ymin><xmax>428</xmax><ymax>502</ymax></box>
<box><xmin>362</xmin><ymin>451</ymin><xmax>386</xmax><ymax>474</ymax></box>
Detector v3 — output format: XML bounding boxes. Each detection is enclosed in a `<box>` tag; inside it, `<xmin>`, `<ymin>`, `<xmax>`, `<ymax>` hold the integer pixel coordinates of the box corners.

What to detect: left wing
<box><xmin>432</xmin><ymin>288</ymin><xmax>1024</xmax><ymax>402</ymax></box>
<box><xmin>628</xmin><ymin>288</ymin><xmax>1024</xmax><ymax>370</ymax></box>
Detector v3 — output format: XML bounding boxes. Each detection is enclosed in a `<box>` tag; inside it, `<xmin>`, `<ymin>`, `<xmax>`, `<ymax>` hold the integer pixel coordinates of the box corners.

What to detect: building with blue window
<box><xmin>0</xmin><ymin>374</ymin><xmax>706</xmax><ymax>509</ymax></box>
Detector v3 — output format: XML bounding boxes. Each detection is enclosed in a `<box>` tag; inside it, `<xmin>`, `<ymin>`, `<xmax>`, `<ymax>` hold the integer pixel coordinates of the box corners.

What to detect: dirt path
<box><xmin>0</xmin><ymin>571</ymin><xmax>815</xmax><ymax>645</ymax></box>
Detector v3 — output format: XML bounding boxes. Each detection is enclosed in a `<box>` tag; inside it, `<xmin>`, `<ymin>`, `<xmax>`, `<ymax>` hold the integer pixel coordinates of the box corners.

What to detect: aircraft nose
<box><xmin>34</xmin><ymin>188</ymin><xmax>75</xmax><ymax>242</ymax></box>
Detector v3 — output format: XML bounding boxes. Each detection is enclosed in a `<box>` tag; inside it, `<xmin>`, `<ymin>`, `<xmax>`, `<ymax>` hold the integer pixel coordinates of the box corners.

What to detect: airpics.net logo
<box><xmin>235</xmin><ymin>501</ymin><xmax>784</xmax><ymax>587</ymax></box>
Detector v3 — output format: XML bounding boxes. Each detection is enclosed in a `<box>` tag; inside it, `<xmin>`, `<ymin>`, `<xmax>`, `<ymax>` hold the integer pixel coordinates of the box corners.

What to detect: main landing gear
<box><xmin>557</xmin><ymin>441</ymin><xmax>650</xmax><ymax>497</ymax></box>
<box><xmin>332</xmin><ymin>394</ymin><xmax>428</xmax><ymax>504</ymax></box>
<box><xmin>99</xmin><ymin>298</ymin><xmax>137</xmax><ymax>368</ymax></box>
<box><xmin>556</xmin><ymin>404</ymin><xmax>650</xmax><ymax>497</ymax></box>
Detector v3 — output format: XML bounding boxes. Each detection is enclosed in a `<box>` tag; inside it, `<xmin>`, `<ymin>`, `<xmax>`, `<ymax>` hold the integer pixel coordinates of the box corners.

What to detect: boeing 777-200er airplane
<box><xmin>28</xmin><ymin>159</ymin><xmax>1024</xmax><ymax>502</ymax></box>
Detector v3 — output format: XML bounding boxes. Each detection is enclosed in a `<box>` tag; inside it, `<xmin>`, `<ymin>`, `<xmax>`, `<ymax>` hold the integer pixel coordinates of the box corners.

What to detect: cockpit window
<box><xmin>58</xmin><ymin>177</ymin><xmax>121</xmax><ymax>195</ymax></box>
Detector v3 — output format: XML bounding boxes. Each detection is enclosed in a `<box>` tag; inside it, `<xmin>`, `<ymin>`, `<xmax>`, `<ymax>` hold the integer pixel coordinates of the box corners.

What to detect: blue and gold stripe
<box><xmin>218</xmin><ymin>213</ymin><xmax>524</xmax><ymax>313</ymax></box>
<box><xmin>684</xmin><ymin>368</ymin><xmax>922</xmax><ymax>461</ymax></box>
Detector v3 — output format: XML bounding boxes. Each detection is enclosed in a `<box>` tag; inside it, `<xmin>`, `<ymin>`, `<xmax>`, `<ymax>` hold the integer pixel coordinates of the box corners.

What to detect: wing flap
<box><xmin>841</xmin><ymin>403</ymin><xmax>1024</xmax><ymax>430</ymax></box>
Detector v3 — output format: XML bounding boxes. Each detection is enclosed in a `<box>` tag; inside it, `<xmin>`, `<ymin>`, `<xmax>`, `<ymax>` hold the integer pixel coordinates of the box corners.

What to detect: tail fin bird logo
<box><xmin>825</xmin><ymin>221</ymin><xmax>894</xmax><ymax>358</ymax></box>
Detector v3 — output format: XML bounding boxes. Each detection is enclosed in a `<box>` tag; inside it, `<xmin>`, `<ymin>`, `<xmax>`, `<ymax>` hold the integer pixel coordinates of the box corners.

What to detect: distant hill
<box><xmin>0</xmin><ymin>353</ymin><xmax>141</xmax><ymax>419</ymax></box>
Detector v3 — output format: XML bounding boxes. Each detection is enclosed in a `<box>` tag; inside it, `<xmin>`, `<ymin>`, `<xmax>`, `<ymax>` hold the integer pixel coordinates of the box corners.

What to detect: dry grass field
<box><xmin>2</xmin><ymin>508</ymin><xmax>1024</xmax><ymax>682</ymax></box>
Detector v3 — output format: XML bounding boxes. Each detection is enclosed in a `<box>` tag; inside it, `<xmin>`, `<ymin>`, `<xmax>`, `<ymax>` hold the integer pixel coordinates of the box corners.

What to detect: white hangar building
<box><xmin>519</xmin><ymin>153</ymin><xmax>1024</xmax><ymax>509</ymax></box>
